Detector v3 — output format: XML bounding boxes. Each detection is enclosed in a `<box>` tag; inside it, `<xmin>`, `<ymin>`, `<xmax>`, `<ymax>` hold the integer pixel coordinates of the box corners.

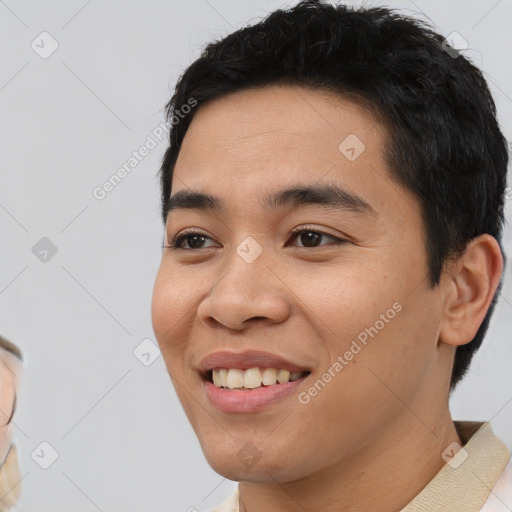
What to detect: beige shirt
<box><xmin>210</xmin><ymin>421</ymin><xmax>512</xmax><ymax>512</ymax></box>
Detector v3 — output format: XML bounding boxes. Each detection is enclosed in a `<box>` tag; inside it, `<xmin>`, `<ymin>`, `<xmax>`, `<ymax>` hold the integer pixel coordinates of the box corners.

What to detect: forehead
<box><xmin>177</xmin><ymin>85</ymin><xmax>384</xmax><ymax>165</ymax></box>
<box><xmin>171</xmin><ymin>85</ymin><xmax>412</xmax><ymax>221</ymax></box>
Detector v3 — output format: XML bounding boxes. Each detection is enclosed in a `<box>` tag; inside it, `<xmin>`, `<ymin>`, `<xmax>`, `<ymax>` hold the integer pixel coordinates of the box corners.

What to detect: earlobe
<box><xmin>439</xmin><ymin>234</ymin><xmax>504</xmax><ymax>347</ymax></box>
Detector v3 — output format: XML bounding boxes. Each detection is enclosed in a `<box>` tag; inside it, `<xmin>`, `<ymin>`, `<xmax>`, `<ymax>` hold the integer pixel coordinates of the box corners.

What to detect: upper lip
<box><xmin>198</xmin><ymin>350</ymin><xmax>311</xmax><ymax>374</ymax></box>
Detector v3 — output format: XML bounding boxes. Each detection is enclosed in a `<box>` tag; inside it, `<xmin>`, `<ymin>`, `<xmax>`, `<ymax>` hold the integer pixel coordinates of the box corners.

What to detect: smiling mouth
<box><xmin>204</xmin><ymin>367</ymin><xmax>311</xmax><ymax>390</ymax></box>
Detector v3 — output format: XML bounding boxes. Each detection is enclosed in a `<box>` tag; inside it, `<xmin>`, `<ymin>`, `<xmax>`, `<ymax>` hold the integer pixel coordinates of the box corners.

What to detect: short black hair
<box><xmin>159</xmin><ymin>0</ymin><xmax>509</xmax><ymax>391</ymax></box>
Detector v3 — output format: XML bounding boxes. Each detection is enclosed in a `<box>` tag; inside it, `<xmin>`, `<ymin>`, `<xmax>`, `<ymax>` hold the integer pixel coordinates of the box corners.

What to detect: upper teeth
<box><xmin>212</xmin><ymin>368</ymin><xmax>305</xmax><ymax>389</ymax></box>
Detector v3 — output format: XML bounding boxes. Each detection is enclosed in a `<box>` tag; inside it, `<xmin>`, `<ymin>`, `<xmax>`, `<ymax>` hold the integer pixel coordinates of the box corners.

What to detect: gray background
<box><xmin>0</xmin><ymin>0</ymin><xmax>511</xmax><ymax>510</ymax></box>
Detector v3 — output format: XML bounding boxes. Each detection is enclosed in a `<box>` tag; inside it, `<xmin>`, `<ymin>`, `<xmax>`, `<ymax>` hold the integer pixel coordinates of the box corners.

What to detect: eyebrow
<box><xmin>163</xmin><ymin>184</ymin><xmax>377</xmax><ymax>219</ymax></box>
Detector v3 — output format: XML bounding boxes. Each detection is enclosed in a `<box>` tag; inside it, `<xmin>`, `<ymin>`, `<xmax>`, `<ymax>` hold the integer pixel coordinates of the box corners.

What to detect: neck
<box><xmin>238</xmin><ymin>410</ymin><xmax>461</xmax><ymax>512</ymax></box>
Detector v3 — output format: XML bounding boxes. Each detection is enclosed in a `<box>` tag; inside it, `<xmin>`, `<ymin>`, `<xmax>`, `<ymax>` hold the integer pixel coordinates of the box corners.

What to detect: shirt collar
<box><xmin>401</xmin><ymin>421</ymin><xmax>510</xmax><ymax>511</ymax></box>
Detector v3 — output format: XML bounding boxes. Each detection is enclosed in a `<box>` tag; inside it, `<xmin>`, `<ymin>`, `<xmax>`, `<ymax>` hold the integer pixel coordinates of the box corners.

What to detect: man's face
<box><xmin>152</xmin><ymin>85</ymin><xmax>450</xmax><ymax>482</ymax></box>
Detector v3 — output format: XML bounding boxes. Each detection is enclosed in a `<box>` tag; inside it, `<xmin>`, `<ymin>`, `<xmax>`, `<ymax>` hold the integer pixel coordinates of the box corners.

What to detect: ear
<box><xmin>439</xmin><ymin>234</ymin><xmax>504</xmax><ymax>347</ymax></box>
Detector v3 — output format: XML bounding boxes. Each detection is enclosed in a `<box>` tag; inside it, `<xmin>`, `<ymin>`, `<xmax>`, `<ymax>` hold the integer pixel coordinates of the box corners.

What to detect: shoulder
<box><xmin>480</xmin><ymin>455</ymin><xmax>512</xmax><ymax>511</ymax></box>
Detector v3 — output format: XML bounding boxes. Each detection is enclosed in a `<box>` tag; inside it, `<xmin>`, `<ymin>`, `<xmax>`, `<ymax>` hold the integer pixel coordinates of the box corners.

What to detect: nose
<box><xmin>196</xmin><ymin>246</ymin><xmax>291</xmax><ymax>331</ymax></box>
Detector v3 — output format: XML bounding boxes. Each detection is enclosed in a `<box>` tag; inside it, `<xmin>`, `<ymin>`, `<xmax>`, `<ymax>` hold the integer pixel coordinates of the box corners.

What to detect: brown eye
<box><xmin>289</xmin><ymin>228</ymin><xmax>346</xmax><ymax>248</ymax></box>
<box><xmin>297</xmin><ymin>231</ymin><xmax>322</xmax><ymax>247</ymax></box>
<box><xmin>172</xmin><ymin>232</ymin><xmax>217</xmax><ymax>250</ymax></box>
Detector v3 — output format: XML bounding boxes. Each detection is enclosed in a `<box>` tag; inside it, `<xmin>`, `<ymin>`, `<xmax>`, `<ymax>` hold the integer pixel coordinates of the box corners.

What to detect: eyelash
<box><xmin>164</xmin><ymin>225</ymin><xmax>347</xmax><ymax>251</ymax></box>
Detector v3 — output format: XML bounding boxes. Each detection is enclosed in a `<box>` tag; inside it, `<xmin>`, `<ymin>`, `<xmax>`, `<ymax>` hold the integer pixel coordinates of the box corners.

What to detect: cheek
<box><xmin>296</xmin><ymin>263</ymin><xmax>389</xmax><ymax>346</ymax></box>
<box><xmin>151</xmin><ymin>268</ymin><xmax>200</xmax><ymax>415</ymax></box>
<box><xmin>151</xmin><ymin>266</ymin><xmax>195</xmax><ymax>378</ymax></box>
<box><xmin>333</xmin><ymin>287</ymin><xmax>441</xmax><ymax>418</ymax></box>
<box><xmin>151</xmin><ymin>264</ymin><xmax>194</xmax><ymax>339</ymax></box>
<box><xmin>302</xmin><ymin>261</ymin><xmax>431</xmax><ymax>397</ymax></box>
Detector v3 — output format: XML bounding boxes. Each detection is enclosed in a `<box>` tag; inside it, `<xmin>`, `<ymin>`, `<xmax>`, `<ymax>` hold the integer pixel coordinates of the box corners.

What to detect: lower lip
<box><xmin>203</xmin><ymin>377</ymin><xmax>307</xmax><ymax>413</ymax></box>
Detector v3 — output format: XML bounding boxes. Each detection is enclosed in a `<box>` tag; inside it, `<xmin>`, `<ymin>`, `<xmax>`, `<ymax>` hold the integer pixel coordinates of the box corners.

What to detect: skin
<box><xmin>151</xmin><ymin>84</ymin><xmax>503</xmax><ymax>511</ymax></box>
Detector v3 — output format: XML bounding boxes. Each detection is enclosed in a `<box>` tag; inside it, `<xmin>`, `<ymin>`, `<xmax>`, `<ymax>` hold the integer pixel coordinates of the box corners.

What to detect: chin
<box><xmin>200</xmin><ymin>438</ymin><xmax>310</xmax><ymax>483</ymax></box>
